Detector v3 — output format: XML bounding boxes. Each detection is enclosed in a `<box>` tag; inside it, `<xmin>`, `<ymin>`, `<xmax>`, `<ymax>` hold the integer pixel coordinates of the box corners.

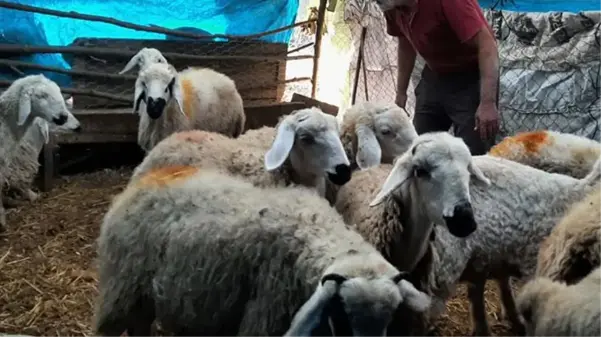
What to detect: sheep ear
<box><xmin>284</xmin><ymin>279</ymin><xmax>340</xmax><ymax>336</ymax></box>
<box><xmin>355</xmin><ymin>124</ymin><xmax>381</xmax><ymax>170</ymax></box>
<box><xmin>265</xmin><ymin>119</ymin><xmax>295</xmax><ymax>171</ymax></box>
<box><xmin>170</xmin><ymin>77</ymin><xmax>186</xmax><ymax>118</ymax></box>
<box><xmin>119</xmin><ymin>52</ymin><xmax>141</xmax><ymax>74</ymax></box>
<box><xmin>468</xmin><ymin>160</ymin><xmax>490</xmax><ymax>186</ymax></box>
<box><xmin>133</xmin><ymin>80</ymin><xmax>145</xmax><ymax>114</ymax></box>
<box><xmin>397</xmin><ymin>279</ymin><xmax>431</xmax><ymax>313</ymax></box>
<box><xmin>40</xmin><ymin>120</ymin><xmax>50</xmax><ymax>144</ymax></box>
<box><xmin>369</xmin><ymin>151</ymin><xmax>413</xmax><ymax>207</ymax></box>
<box><xmin>18</xmin><ymin>89</ymin><xmax>32</xmax><ymax>126</ymax></box>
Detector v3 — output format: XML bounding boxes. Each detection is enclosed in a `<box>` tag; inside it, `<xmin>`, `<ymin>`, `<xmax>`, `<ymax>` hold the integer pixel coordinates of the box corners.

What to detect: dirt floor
<box><xmin>0</xmin><ymin>167</ymin><xmax>519</xmax><ymax>336</ymax></box>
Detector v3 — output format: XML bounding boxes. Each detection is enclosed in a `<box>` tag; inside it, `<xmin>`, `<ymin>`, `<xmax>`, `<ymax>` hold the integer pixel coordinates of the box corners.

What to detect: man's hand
<box><xmin>396</xmin><ymin>92</ymin><xmax>408</xmax><ymax>108</ymax></box>
<box><xmin>474</xmin><ymin>102</ymin><xmax>499</xmax><ymax>140</ymax></box>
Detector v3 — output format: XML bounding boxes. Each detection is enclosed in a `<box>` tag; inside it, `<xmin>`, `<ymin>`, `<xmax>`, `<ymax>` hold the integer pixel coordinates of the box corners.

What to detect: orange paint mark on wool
<box><xmin>513</xmin><ymin>130</ymin><xmax>550</xmax><ymax>154</ymax></box>
<box><xmin>489</xmin><ymin>130</ymin><xmax>550</xmax><ymax>157</ymax></box>
<box><xmin>139</xmin><ymin>165</ymin><xmax>199</xmax><ymax>187</ymax></box>
<box><xmin>180</xmin><ymin>78</ymin><xmax>195</xmax><ymax>119</ymax></box>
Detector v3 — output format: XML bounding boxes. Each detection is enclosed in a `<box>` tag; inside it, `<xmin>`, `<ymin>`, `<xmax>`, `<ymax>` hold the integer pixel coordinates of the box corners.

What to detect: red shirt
<box><xmin>384</xmin><ymin>0</ymin><xmax>494</xmax><ymax>74</ymax></box>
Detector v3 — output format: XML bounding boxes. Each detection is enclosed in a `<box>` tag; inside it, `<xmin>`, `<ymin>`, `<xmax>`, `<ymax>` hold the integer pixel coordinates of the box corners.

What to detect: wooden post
<box><xmin>39</xmin><ymin>136</ymin><xmax>57</xmax><ymax>192</ymax></box>
<box><xmin>310</xmin><ymin>0</ymin><xmax>328</xmax><ymax>99</ymax></box>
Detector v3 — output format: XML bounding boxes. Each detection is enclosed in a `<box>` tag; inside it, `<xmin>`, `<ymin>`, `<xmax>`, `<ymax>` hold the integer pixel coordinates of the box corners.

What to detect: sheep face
<box><xmin>355</xmin><ymin>105</ymin><xmax>417</xmax><ymax>169</ymax></box>
<box><xmin>285</xmin><ymin>272</ymin><xmax>430</xmax><ymax>336</ymax></box>
<box><xmin>119</xmin><ymin>47</ymin><xmax>168</xmax><ymax>75</ymax></box>
<box><xmin>265</xmin><ymin>107</ymin><xmax>352</xmax><ymax>186</ymax></box>
<box><xmin>16</xmin><ymin>75</ymin><xmax>81</xmax><ymax>132</ymax></box>
<box><xmin>134</xmin><ymin>63</ymin><xmax>183</xmax><ymax>120</ymax></box>
<box><xmin>373</xmin><ymin>0</ymin><xmax>416</xmax><ymax>12</ymax></box>
<box><xmin>370</xmin><ymin>132</ymin><xmax>491</xmax><ymax>238</ymax></box>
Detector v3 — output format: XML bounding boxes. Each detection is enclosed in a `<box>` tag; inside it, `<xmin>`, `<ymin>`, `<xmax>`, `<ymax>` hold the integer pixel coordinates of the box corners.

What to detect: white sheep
<box><xmin>3</xmin><ymin>117</ymin><xmax>49</xmax><ymax>207</ymax></box>
<box><xmin>133</xmin><ymin>62</ymin><xmax>246</xmax><ymax>152</ymax></box>
<box><xmin>489</xmin><ymin>129</ymin><xmax>601</xmax><ymax>179</ymax></box>
<box><xmin>0</xmin><ymin>74</ymin><xmax>81</xmax><ymax>231</ymax></box>
<box><xmin>94</xmin><ymin>166</ymin><xmax>432</xmax><ymax>336</ymax></box>
<box><xmin>535</xmin><ymin>184</ymin><xmax>601</xmax><ymax>285</ymax></box>
<box><xmin>129</xmin><ymin>107</ymin><xmax>352</xmax><ymax>202</ymax></box>
<box><xmin>337</xmin><ymin>101</ymin><xmax>417</xmax><ymax>170</ymax></box>
<box><xmin>334</xmin><ymin>131</ymin><xmax>601</xmax><ymax>336</ymax></box>
<box><xmin>516</xmin><ymin>266</ymin><xmax>601</xmax><ymax>336</ymax></box>
<box><xmin>118</xmin><ymin>47</ymin><xmax>170</xmax><ymax>74</ymax></box>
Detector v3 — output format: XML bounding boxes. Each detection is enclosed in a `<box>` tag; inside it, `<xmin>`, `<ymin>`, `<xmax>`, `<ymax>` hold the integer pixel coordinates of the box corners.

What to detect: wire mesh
<box><xmin>313</xmin><ymin>0</ymin><xmax>600</xmax><ymax>142</ymax></box>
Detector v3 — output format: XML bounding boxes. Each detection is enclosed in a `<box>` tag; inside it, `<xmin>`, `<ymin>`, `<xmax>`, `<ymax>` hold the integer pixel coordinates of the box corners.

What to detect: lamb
<box><xmin>133</xmin><ymin>62</ymin><xmax>246</xmax><ymax>152</ymax></box>
<box><xmin>489</xmin><ymin>129</ymin><xmax>601</xmax><ymax>179</ymax></box>
<box><xmin>516</xmin><ymin>266</ymin><xmax>601</xmax><ymax>336</ymax></box>
<box><xmin>118</xmin><ymin>47</ymin><xmax>171</xmax><ymax>74</ymax></box>
<box><xmin>3</xmin><ymin>117</ymin><xmax>49</xmax><ymax>207</ymax></box>
<box><xmin>337</xmin><ymin>101</ymin><xmax>417</xmax><ymax>170</ymax></box>
<box><xmin>94</xmin><ymin>166</ymin><xmax>433</xmax><ymax>336</ymax></box>
<box><xmin>129</xmin><ymin>106</ymin><xmax>352</xmax><ymax>202</ymax></box>
<box><xmin>334</xmin><ymin>131</ymin><xmax>601</xmax><ymax>336</ymax></box>
<box><xmin>0</xmin><ymin>74</ymin><xmax>81</xmax><ymax>231</ymax></box>
<box><xmin>535</xmin><ymin>184</ymin><xmax>601</xmax><ymax>285</ymax></box>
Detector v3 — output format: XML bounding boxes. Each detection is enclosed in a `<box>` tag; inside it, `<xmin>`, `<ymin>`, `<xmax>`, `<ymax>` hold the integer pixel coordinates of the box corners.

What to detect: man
<box><xmin>377</xmin><ymin>0</ymin><xmax>500</xmax><ymax>155</ymax></box>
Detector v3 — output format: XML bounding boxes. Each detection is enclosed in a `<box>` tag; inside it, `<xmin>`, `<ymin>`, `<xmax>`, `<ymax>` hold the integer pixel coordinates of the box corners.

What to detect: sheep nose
<box><xmin>52</xmin><ymin>114</ymin><xmax>68</xmax><ymax>126</ymax></box>
<box><xmin>146</xmin><ymin>97</ymin><xmax>166</xmax><ymax>119</ymax></box>
<box><xmin>443</xmin><ymin>201</ymin><xmax>477</xmax><ymax>238</ymax></box>
<box><xmin>454</xmin><ymin>201</ymin><xmax>473</xmax><ymax>217</ymax></box>
<box><xmin>327</xmin><ymin>164</ymin><xmax>352</xmax><ymax>186</ymax></box>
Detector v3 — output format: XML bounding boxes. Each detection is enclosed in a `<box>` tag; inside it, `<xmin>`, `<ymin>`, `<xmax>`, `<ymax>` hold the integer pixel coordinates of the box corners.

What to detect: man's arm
<box><xmin>468</xmin><ymin>28</ymin><xmax>499</xmax><ymax>106</ymax></box>
<box><xmin>397</xmin><ymin>36</ymin><xmax>417</xmax><ymax>102</ymax></box>
<box><xmin>442</xmin><ymin>0</ymin><xmax>499</xmax><ymax>106</ymax></box>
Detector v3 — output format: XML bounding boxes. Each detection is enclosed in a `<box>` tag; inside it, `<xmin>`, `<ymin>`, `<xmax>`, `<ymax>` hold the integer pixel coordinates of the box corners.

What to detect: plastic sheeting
<box><xmin>479</xmin><ymin>0</ymin><xmax>600</xmax><ymax>14</ymax></box>
<box><xmin>0</xmin><ymin>0</ymin><xmax>299</xmax><ymax>86</ymax></box>
<box><xmin>485</xmin><ymin>9</ymin><xmax>601</xmax><ymax>141</ymax></box>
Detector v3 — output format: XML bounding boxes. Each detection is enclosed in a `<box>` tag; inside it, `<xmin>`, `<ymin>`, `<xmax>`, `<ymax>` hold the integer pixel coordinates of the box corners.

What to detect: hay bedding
<box><xmin>0</xmin><ymin>168</ymin><xmax>516</xmax><ymax>336</ymax></box>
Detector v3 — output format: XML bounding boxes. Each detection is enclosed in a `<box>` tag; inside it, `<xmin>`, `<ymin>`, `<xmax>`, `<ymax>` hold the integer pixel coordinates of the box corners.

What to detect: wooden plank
<box><xmin>244</xmin><ymin>102</ymin><xmax>307</xmax><ymax>130</ymax></box>
<box><xmin>69</xmin><ymin>38</ymin><xmax>288</xmax><ymax>109</ymax></box>
<box><xmin>291</xmin><ymin>93</ymin><xmax>339</xmax><ymax>116</ymax></box>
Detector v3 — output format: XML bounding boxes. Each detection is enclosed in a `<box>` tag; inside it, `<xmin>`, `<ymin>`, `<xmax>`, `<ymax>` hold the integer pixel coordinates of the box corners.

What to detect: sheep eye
<box><xmin>414</xmin><ymin>167</ymin><xmax>429</xmax><ymax>178</ymax></box>
<box><xmin>299</xmin><ymin>134</ymin><xmax>315</xmax><ymax>144</ymax></box>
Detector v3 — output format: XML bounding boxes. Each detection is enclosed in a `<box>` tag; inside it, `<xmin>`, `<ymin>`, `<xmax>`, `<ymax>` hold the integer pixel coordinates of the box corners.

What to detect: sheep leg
<box><xmin>467</xmin><ymin>279</ymin><xmax>491</xmax><ymax>336</ymax></box>
<box><xmin>496</xmin><ymin>278</ymin><xmax>526</xmax><ymax>335</ymax></box>
<box><xmin>0</xmin><ymin>197</ymin><xmax>5</xmax><ymax>232</ymax></box>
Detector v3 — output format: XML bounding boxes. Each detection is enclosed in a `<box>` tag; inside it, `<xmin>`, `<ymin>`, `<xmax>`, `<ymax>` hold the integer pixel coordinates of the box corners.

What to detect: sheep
<box><xmin>334</xmin><ymin>131</ymin><xmax>601</xmax><ymax>336</ymax></box>
<box><xmin>489</xmin><ymin>129</ymin><xmax>601</xmax><ymax>179</ymax></box>
<box><xmin>129</xmin><ymin>106</ymin><xmax>352</xmax><ymax>203</ymax></box>
<box><xmin>93</xmin><ymin>166</ymin><xmax>433</xmax><ymax>336</ymax></box>
<box><xmin>516</xmin><ymin>266</ymin><xmax>601</xmax><ymax>336</ymax></box>
<box><xmin>535</xmin><ymin>184</ymin><xmax>601</xmax><ymax>285</ymax></box>
<box><xmin>2</xmin><ymin>117</ymin><xmax>49</xmax><ymax>207</ymax></box>
<box><xmin>338</xmin><ymin>101</ymin><xmax>417</xmax><ymax>170</ymax></box>
<box><xmin>133</xmin><ymin>62</ymin><xmax>246</xmax><ymax>152</ymax></box>
<box><xmin>0</xmin><ymin>74</ymin><xmax>81</xmax><ymax>231</ymax></box>
<box><xmin>118</xmin><ymin>47</ymin><xmax>170</xmax><ymax>75</ymax></box>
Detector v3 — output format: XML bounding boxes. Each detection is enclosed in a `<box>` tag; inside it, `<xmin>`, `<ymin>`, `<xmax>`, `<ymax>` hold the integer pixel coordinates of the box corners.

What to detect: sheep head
<box><xmin>342</xmin><ymin>101</ymin><xmax>417</xmax><ymax>170</ymax></box>
<box><xmin>264</xmin><ymin>107</ymin><xmax>352</xmax><ymax>186</ymax></box>
<box><xmin>119</xmin><ymin>47</ymin><xmax>168</xmax><ymax>75</ymax></box>
<box><xmin>11</xmin><ymin>74</ymin><xmax>81</xmax><ymax>132</ymax></box>
<box><xmin>133</xmin><ymin>62</ymin><xmax>184</xmax><ymax>120</ymax></box>
<box><xmin>284</xmin><ymin>271</ymin><xmax>430</xmax><ymax>336</ymax></box>
<box><xmin>370</xmin><ymin>132</ymin><xmax>490</xmax><ymax>238</ymax></box>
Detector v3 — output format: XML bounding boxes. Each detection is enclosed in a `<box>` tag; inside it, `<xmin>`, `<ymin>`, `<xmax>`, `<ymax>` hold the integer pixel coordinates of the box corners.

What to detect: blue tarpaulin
<box><xmin>0</xmin><ymin>0</ymin><xmax>299</xmax><ymax>87</ymax></box>
<box><xmin>479</xmin><ymin>0</ymin><xmax>600</xmax><ymax>13</ymax></box>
